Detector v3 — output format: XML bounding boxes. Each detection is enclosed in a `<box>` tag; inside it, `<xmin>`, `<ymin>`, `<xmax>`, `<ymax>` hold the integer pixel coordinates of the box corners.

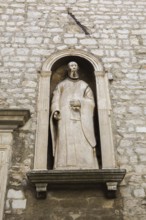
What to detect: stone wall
<box><xmin>1</xmin><ymin>0</ymin><xmax>146</xmax><ymax>219</ymax></box>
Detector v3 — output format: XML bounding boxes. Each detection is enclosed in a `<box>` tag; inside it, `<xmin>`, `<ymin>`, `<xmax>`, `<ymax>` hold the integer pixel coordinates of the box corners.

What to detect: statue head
<box><xmin>68</xmin><ymin>61</ymin><xmax>79</xmax><ymax>79</ymax></box>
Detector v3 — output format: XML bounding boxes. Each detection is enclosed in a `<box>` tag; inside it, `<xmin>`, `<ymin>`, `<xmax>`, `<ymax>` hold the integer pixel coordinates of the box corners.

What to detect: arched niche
<box><xmin>48</xmin><ymin>55</ymin><xmax>101</xmax><ymax>169</ymax></box>
<box><xmin>33</xmin><ymin>49</ymin><xmax>115</xmax><ymax>170</ymax></box>
<box><xmin>27</xmin><ymin>49</ymin><xmax>126</xmax><ymax>199</ymax></box>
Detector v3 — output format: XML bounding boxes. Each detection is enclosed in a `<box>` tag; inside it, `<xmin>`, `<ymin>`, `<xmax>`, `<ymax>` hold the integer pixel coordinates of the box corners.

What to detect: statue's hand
<box><xmin>53</xmin><ymin>111</ymin><xmax>61</xmax><ymax>120</ymax></box>
<box><xmin>70</xmin><ymin>100</ymin><xmax>81</xmax><ymax>110</ymax></box>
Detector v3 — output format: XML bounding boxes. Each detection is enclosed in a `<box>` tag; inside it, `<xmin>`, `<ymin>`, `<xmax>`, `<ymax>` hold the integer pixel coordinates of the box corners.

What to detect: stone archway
<box><xmin>34</xmin><ymin>49</ymin><xmax>116</xmax><ymax>170</ymax></box>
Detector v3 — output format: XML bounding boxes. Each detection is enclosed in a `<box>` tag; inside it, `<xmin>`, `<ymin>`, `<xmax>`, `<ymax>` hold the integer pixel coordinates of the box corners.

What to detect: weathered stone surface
<box><xmin>1</xmin><ymin>0</ymin><xmax>146</xmax><ymax>219</ymax></box>
<box><xmin>136</xmin><ymin>127</ymin><xmax>146</xmax><ymax>133</ymax></box>
<box><xmin>12</xmin><ymin>199</ymin><xmax>27</xmax><ymax>209</ymax></box>
<box><xmin>7</xmin><ymin>190</ymin><xmax>24</xmax><ymax>199</ymax></box>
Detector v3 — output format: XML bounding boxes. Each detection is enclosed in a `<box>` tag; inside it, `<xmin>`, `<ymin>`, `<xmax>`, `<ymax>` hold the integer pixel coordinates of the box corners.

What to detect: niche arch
<box><xmin>34</xmin><ymin>49</ymin><xmax>116</xmax><ymax>170</ymax></box>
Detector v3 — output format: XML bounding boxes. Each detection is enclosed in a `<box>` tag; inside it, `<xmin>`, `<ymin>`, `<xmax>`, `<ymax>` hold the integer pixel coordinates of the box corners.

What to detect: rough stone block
<box><xmin>117</xmin><ymin>50</ymin><xmax>130</xmax><ymax>57</ymax></box>
<box><xmin>98</xmin><ymin>39</ymin><xmax>117</xmax><ymax>45</ymax></box>
<box><xmin>128</xmin><ymin>106</ymin><xmax>142</xmax><ymax>115</ymax></box>
<box><xmin>7</xmin><ymin>189</ymin><xmax>24</xmax><ymax>199</ymax></box>
<box><xmin>133</xmin><ymin>189</ymin><xmax>145</xmax><ymax>198</ymax></box>
<box><xmin>119</xmin><ymin>139</ymin><xmax>133</xmax><ymax>148</ymax></box>
<box><xmin>22</xmin><ymin>81</ymin><xmax>37</xmax><ymax>88</ymax></box>
<box><xmin>1</xmin><ymin>48</ymin><xmax>15</xmax><ymax>56</ymax></box>
<box><xmin>12</xmin><ymin>199</ymin><xmax>27</xmax><ymax>209</ymax></box>
<box><xmin>136</xmin><ymin>127</ymin><xmax>146</xmax><ymax>133</ymax></box>
<box><xmin>132</xmin><ymin>29</ymin><xmax>146</xmax><ymax>35</ymax></box>
<box><xmin>64</xmin><ymin>38</ymin><xmax>78</xmax><ymax>44</ymax></box>
<box><xmin>80</xmin><ymin>39</ymin><xmax>97</xmax><ymax>45</ymax></box>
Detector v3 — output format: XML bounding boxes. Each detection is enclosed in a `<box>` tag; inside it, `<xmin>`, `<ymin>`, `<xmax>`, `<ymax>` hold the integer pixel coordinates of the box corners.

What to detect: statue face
<box><xmin>68</xmin><ymin>62</ymin><xmax>78</xmax><ymax>72</ymax></box>
<box><xmin>68</xmin><ymin>62</ymin><xmax>79</xmax><ymax>79</ymax></box>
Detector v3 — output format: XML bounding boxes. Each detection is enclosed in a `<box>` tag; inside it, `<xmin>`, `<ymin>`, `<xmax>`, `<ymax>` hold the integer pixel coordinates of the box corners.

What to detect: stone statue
<box><xmin>50</xmin><ymin>61</ymin><xmax>99</xmax><ymax>170</ymax></box>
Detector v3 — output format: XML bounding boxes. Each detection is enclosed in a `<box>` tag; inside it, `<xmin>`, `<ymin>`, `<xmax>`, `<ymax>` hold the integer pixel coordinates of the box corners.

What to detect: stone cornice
<box><xmin>27</xmin><ymin>169</ymin><xmax>126</xmax><ymax>199</ymax></box>
<box><xmin>0</xmin><ymin>109</ymin><xmax>30</xmax><ymax>129</ymax></box>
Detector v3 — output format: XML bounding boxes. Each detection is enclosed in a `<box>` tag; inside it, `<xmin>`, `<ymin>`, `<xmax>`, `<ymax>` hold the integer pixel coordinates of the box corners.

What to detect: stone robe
<box><xmin>50</xmin><ymin>78</ymin><xmax>99</xmax><ymax>170</ymax></box>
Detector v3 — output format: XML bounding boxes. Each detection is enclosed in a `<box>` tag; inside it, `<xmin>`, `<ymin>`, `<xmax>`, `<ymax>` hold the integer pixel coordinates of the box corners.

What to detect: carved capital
<box><xmin>40</xmin><ymin>71</ymin><xmax>51</xmax><ymax>77</ymax></box>
<box><xmin>94</xmin><ymin>71</ymin><xmax>105</xmax><ymax>77</ymax></box>
<box><xmin>106</xmin><ymin>182</ymin><xmax>117</xmax><ymax>191</ymax></box>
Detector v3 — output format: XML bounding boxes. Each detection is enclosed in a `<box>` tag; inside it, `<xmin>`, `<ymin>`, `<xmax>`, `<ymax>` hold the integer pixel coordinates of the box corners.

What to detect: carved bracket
<box><xmin>27</xmin><ymin>169</ymin><xmax>126</xmax><ymax>199</ymax></box>
<box><xmin>0</xmin><ymin>109</ymin><xmax>30</xmax><ymax>129</ymax></box>
<box><xmin>106</xmin><ymin>182</ymin><xmax>118</xmax><ymax>198</ymax></box>
<box><xmin>36</xmin><ymin>183</ymin><xmax>48</xmax><ymax>199</ymax></box>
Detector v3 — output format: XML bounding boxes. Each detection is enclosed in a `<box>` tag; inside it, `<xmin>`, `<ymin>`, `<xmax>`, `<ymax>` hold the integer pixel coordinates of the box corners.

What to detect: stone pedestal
<box><xmin>27</xmin><ymin>169</ymin><xmax>126</xmax><ymax>199</ymax></box>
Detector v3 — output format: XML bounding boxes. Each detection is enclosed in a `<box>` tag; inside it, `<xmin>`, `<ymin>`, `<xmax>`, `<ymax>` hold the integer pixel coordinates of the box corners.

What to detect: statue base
<box><xmin>27</xmin><ymin>169</ymin><xmax>126</xmax><ymax>199</ymax></box>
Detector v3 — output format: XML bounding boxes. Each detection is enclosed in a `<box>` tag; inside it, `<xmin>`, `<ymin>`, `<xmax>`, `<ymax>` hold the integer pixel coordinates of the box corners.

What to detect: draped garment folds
<box><xmin>50</xmin><ymin>78</ymin><xmax>99</xmax><ymax>170</ymax></box>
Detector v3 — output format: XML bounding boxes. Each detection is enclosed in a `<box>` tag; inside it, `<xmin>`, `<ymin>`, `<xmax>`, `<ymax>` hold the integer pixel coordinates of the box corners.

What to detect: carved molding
<box><xmin>0</xmin><ymin>109</ymin><xmax>30</xmax><ymax>129</ymax></box>
<box><xmin>42</xmin><ymin>49</ymin><xmax>104</xmax><ymax>73</ymax></box>
<box><xmin>27</xmin><ymin>169</ymin><xmax>126</xmax><ymax>199</ymax></box>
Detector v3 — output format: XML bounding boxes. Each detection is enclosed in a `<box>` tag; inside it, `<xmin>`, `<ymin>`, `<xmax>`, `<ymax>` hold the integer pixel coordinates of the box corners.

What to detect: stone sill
<box><xmin>27</xmin><ymin>169</ymin><xmax>126</xmax><ymax>199</ymax></box>
<box><xmin>0</xmin><ymin>109</ymin><xmax>30</xmax><ymax>129</ymax></box>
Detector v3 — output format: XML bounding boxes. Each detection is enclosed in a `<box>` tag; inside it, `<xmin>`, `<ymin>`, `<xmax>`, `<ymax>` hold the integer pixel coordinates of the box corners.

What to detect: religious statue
<box><xmin>50</xmin><ymin>61</ymin><xmax>99</xmax><ymax>170</ymax></box>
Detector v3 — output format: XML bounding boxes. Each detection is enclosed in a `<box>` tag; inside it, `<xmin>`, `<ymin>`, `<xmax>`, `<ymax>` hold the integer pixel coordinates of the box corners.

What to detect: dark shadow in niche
<box><xmin>47</xmin><ymin>56</ymin><xmax>101</xmax><ymax>169</ymax></box>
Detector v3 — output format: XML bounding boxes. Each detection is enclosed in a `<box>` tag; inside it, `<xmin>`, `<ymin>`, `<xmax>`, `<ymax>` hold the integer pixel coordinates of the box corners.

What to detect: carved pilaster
<box><xmin>0</xmin><ymin>109</ymin><xmax>30</xmax><ymax>220</ymax></box>
<box><xmin>95</xmin><ymin>73</ymin><xmax>115</xmax><ymax>168</ymax></box>
<box><xmin>0</xmin><ymin>133</ymin><xmax>12</xmax><ymax>220</ymax></box>
<box><xmin>34</xmin><ymin>72</ymin><xmax>51</xmax><ymax>169</ymax></box>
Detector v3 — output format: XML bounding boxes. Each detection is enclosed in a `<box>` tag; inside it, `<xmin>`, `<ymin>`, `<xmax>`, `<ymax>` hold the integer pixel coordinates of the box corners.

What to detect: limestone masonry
<box><xmin>1</xmin><ymin>0</ymin><xmax>146</xmax><ymax>219</ymax></box>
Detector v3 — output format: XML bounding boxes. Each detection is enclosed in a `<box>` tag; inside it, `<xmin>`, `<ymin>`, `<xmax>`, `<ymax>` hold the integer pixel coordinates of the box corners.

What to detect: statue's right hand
<box><xmin>70</xmin><ymin>100</ymin><xmax>81</xmax><ymax>111</ymax></box>
<box><xmin>53</xmin><ymin>111</ymin><xmax>61</xmax><ymax>120</ymax></box>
